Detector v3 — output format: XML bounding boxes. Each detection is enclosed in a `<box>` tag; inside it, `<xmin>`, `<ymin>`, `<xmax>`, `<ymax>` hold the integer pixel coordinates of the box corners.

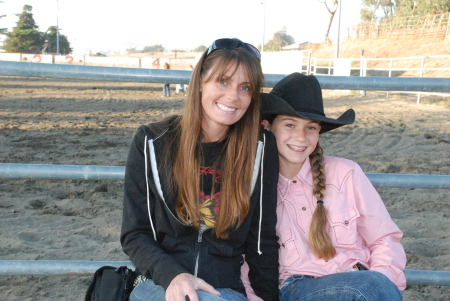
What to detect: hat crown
<box><xmin>261</xmin><ymin>72</ymin><xmax>355</xmax><ymax>134</ymax></box>
<box><xmin>271</xmin><ymin>73</ymin><xmax>326</xmax><ymax>117</ymax></box>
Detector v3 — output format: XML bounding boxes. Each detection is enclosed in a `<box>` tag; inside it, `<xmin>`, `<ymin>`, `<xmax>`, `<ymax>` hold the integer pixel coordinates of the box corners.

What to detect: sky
<box><xmin>0</xmin><ymin>0</ymin><xmax>362</xmax><ymax>55</ymax></box>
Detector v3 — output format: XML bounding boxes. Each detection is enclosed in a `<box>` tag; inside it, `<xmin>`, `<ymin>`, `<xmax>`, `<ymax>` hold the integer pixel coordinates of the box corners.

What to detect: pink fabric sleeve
<box><xmin>240</xmin><ymin>261</ymin><xmax>264</xmax><ymax>301</ymax></box>
<box><xmin>352</xmin><ymin>163</ymin><xmax>407</xmax><ymax>290</ymax></box>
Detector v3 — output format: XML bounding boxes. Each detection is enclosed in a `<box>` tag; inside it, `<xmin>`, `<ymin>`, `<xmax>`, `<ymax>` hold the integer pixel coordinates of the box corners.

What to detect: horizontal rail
<box><xmin>0</xmin><ymin>163</ymin><xmax>124</xmax><ymax>181</ymax></box>
<box><xmin>0</xmin><ymin>260</ymin><xmax>135</xmax><ymax>275</ymax></box>
<box><xmin>1</xmin><ymin>163</ymin><xmax>449</xmax><ymax>189</ymax></box>
<box><xmin>1</xmin><ymin>61</ymin><xmax>450</xmax><ymax>91</ymax></box>
<box><xmin>0</xmin><ymin>260</ymin><xmax>449</xmax><ymax>286</ymax></box>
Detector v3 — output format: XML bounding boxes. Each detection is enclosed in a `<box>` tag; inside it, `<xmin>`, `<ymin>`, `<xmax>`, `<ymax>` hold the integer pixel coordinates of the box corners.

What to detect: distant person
<box><xmin>184</xmin><ymin>64</ymin><xmax>194</xmax><ymax>94</ymax></box>
<box><xmin>163</xmin><ymin>62</ymin><xmax>171</xmax><ymax>97</ymax></box>
<box><xmin>241</xmin><ymin>73</ymin><xmax>406</xmax><ymax>301</ymax></box>
<box><xmin>121</xmin><ymin>38</ymin><xmax>280</xmax><ymax>301</ymax></box>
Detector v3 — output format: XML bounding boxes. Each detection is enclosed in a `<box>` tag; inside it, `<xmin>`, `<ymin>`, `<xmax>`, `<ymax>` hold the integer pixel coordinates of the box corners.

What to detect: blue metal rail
<box><xmin>1</xmin><ymin>163</ymin><xmax>449</xmax><ymax>189</ymax></box>
<box><xmin>0</xmin><ymin>260</ymin><xmax>449</xmax><ymax>286</ymax></box>
<box><xmin>1</xmin><ymin>60</ymin><xmax>450</xmax><ymax>91</ymax></box>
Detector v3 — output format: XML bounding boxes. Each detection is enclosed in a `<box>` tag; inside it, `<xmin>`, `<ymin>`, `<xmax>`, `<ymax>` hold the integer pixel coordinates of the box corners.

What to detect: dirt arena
<box><xmin>0</xmin><ymin>75</ymin><xmax>449</xmax><ymax>300</ymax></box>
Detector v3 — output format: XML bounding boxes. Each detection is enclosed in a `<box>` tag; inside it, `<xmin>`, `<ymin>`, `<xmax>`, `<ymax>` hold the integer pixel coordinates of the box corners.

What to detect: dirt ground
<box><xmin>0</xmin><ymin>75</ymin><xmax>449</xmax><ymax>300</ymax></box>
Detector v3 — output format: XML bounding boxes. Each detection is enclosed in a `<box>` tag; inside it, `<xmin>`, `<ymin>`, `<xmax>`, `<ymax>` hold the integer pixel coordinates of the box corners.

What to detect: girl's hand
<box><xmin>166</xmin><ymin>273</ymin><xmax>221</xmax><ymax>301</ymax></box>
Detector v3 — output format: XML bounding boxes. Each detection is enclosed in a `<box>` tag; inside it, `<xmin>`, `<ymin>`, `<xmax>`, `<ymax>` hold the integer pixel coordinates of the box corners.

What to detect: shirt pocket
<box><xmin>327</xmin><ymin>207</ymin><xmax>360</xmax><ymax>246</ymax></box>
<box><xmin>278</xmin><ymin>228</ymin><xmax>301</xmax><ymax>267</ymax></box>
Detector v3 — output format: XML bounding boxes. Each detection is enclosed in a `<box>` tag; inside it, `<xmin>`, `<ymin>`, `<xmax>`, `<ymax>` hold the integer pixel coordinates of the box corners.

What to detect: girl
<box><xmin>242</xmin><ymin>72</ymin><xmax>406</xmax><ymax>301</ymax></box>
<box><xmin>121</xmin><ymin>39</ymin><xmax>280</xmax><ymax>301</ymax></box>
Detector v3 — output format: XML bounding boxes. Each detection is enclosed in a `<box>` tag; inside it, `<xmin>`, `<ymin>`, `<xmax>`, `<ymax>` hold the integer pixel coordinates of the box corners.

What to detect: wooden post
<box><xmin>417</xmin><ymin>57</ymin><xmax>425</xmax><ymax>104</ymax></box>
<box><xmin>360</xmin><ymin>50</ymin><xmax>366</xmax><ymax>96</ymax></box>
<box><xmin>387</xmin><ymin>59</ymin><xmax>393</xmax><ymax>98</ymax></box>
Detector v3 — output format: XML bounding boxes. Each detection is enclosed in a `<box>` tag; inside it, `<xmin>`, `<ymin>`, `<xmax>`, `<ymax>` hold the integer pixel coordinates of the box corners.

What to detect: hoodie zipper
<box><xmin>194</xmin><ymin>229</ymin><xmax>204</xmax><ymax>277</ymax></box>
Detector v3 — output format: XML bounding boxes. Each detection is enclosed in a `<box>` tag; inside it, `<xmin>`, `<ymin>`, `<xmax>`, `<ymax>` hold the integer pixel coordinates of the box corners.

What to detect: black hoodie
<box><xmin>121</xmin><ymin>116</ymin><xmax>280</xmax><ymax>301</ymax></box>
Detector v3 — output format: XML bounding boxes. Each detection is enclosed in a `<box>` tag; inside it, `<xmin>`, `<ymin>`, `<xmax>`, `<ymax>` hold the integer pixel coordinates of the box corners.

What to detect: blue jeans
<box><xmin>130</xmin><ymin>279</ymin><xmax>248</xmax><ymax>301</ymax></box>
<box><xmin>279</xmin><ymin>271</ymin><xmax>402</xmax><ymax>301</ymax></box>
<box><xmin>163</xmin><ymin>83</ymin><xmax>170</xmax><ymax>97</ymax></box>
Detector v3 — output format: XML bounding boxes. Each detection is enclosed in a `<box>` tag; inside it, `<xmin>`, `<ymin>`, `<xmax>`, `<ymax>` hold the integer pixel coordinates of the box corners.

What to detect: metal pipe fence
<box><xmin>1</xmin><ymin>163</ymin><xmax>449</xmax><ymax>189</ymax></box>
<box><xmin>1</xmin><ymin>260</ymin><xmax>449</xmax><ymax>286</ymax></box>
<box><xmin>1</xmin><ymin>60</ymin><xmax>450</xmax><ymax>92</ymax></box>
<box><xmin>1</xmin><ymin>62</ymin><xmax>449</xmax><ymax>287</ymax></box>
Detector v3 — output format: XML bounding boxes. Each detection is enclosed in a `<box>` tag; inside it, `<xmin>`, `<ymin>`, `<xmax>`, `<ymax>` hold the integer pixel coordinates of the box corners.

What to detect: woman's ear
<box><xmin>261</xmin><ymin>120</ymin><xmax>271</xmax><ymax>130</ymax></box>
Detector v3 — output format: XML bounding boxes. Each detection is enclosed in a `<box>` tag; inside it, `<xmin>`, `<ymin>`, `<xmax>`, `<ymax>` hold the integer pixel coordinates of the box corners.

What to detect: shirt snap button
<box><xmin>292</xmin><ymin>180</ymin><xmax>297</xmax><ymax>183</ymax></box>
<box><xmin>344</xmin><ymin>220</ymin><xmax>349</xmax><ymax>225</ymax></box>
<box><xmin>302</xmin><ymin>207</ymin><xmax>306</xmax><ymax>211</ymax></box>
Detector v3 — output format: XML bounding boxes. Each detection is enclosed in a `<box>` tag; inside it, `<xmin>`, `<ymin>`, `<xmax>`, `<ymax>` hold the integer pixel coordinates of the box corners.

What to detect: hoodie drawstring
<box><xmin>257</xmin><ymin>133</ymin><xmax>266</xmax><ymax>255</ymax></box>
<box><xmin>144</xmin><ymin>135</ymin><xmax>157</xmax><ymax>240</ymax></box>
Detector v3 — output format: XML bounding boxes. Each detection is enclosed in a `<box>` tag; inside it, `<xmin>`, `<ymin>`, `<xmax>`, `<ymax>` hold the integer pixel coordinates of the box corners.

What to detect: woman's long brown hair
<box><xmin>173</xmin><ymin>47</ymin><xmax>263</xmax><ymax>238</ymax></box>
<box><xmin>308</xmin><ymin>141</ymin><xmax>336</xmax><ymax>260</ymax></box>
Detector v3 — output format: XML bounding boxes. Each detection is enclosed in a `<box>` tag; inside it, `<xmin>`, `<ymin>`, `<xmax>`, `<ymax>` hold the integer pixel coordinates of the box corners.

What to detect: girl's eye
<box><xmin>307</xmin><ymin>125</ymin><xmax>318</xmax><ymax>130</ymax></box>
<box><xmin>219</xmin><ymin>79</ymin><xmax>227</xmax><ymax>85</ymax></box>
<box><xmin>241</xmin><ymin>85</ymin><xmax>250</xmax><ymax>92</ymax></box>
<box><xmin>286</xmin><ymin>124</ymin><xmax>294</xmax><ymax>128</ymax></box>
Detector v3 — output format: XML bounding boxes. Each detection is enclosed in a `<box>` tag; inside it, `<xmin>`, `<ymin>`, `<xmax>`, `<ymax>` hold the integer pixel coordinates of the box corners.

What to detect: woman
<box><xmin>242</xmin><ymin>73</ymin><xmax>406</xmax><ymax>301</ymax></box>
<box><xmin>121</xmin><ymin>38</ymin><xmax>280</xmax><ymax>301</ymax></box>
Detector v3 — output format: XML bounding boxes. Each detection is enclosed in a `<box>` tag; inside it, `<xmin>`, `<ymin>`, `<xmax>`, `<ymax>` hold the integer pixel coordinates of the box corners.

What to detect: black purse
<box><xmin>85</xmin><ymin>266</ymin><xmax>137</xmax><ymax>301</ymax></box>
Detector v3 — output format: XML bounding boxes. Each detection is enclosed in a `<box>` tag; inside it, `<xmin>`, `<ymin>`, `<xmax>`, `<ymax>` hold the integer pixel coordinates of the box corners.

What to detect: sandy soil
<box><xmin>0</xmin><ymin>75</ymin><xmax>449</xmax><ymax>300</ymax></box>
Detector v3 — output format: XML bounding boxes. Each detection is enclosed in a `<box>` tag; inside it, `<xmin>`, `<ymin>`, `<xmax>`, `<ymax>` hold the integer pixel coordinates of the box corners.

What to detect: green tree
<box><xmin>0</xmin><ymin>1</ymin><xmax>6</xmax><ymax>34</ymax></box>
<box><xmin>127</xmin><ymin>47</ymin><xmax>138</xmax><ymax>53</ymax></box>
<box><xmin>360</xmin><ymin>0</ymin><xmax>394</xmax><ymax>22</ymax></box>
<box><xmin>2</xmin><ymin>5</ymin><xmax>44</xmax><ymax>53</ymax></box>
<box><xmin>193</xmin><ymin>45</ymin><xmax>207</xmax><ymax>52</ymax></box>
<box><xmin>264</xmin><ymin>27</ymin><xmax>295</xmax><ymax>52</ymax></box>
<box><xmin>43</xmin><ymin>26</ymin><xmax>72</xmax><ymax>54</ymax></box>
<box><xmin>142</xmin><ymin>44</ymin><xmax>165</xmax><ymax>52</ymax></box>
<box><xmin>395</xmin><ymin>0</ymin><xmax>450</xmax><ymax>17</ymax></box>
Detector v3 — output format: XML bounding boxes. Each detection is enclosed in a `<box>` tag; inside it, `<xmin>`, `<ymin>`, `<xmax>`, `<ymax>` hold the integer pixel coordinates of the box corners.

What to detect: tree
<box><xmin>2</xmin><ymin>5</ymin><xmax>43</xmax><ymax>53</ymax></box>
<box><xmin>394</xmin><ymin>0</ymin><xmax>450</xmax><ymax>17</ymax></box>
<box><xmin>0</xmin><ymin>1</ymin><xmax>7</xmax><ymax>34</ymax></box>
<box><xmin>360</xmin><ymin>0</ymin><xmax>394</xmax><ymax>22</ymax></box>
<box><xmin>263</xmin><ymin>27</ymin><xmax>295</xmax><ymax>52</ymax></box>
<box><xmin>193</xmin><ymin>45</ymin><xmax>207</xmax><ymax>52</ymax></box>
<box><xmin>317</xmin><ymin>0</ymin><xmax>338</xmax><ymax>45</ymax></box>
<box><xmin>43</xmin><ymin>26</ymin><xmax>72</xmax><ymax>54</ymax></box>
<box><xmin>142</xmin><ymin>44</ymin><xmax>165</xmax><ymax>52</ymax></box>
<box><xmin>361</xmin><ymin>0</ymin><xmax>450</xmax><ymax>21</ymax></box>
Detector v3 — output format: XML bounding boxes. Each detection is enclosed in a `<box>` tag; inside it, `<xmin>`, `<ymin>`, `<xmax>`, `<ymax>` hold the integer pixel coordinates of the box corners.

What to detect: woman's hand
<box><xmin>166</xmin><ymin>273</ymin><xmax>221</xmax><ymax>301</ymax></box>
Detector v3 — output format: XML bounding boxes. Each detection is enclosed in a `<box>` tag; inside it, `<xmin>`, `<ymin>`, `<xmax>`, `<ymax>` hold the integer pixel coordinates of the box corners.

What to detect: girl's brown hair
<box><xmin>308</xmin><ymin>141</ymin><xmax>336</xmax><ymax>260</ymax></box>
<box><xmin>173</xmin><ymin>47</ymin><xmax>263</xmax><ymax>238</ymax></box>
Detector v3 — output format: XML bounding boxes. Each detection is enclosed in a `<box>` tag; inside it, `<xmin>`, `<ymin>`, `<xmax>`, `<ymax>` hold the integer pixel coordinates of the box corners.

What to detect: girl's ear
<box><xmin>261</xmin><ymin>120</ymin><xmax>271</xmax><ymax>130</ymax></box>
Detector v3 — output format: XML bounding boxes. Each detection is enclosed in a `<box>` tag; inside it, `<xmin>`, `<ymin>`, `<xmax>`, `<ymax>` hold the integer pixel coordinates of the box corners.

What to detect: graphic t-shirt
<box><xmin>199</xmin><ymin>140</ymin><xmax>225</xmax><ymax>228</ymax></box>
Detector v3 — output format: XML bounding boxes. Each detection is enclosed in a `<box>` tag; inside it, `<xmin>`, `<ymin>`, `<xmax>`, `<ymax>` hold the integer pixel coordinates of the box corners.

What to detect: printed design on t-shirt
<box><xmin>200</xmin><ymin>192</ymin><xmax>221</xmax><ymax>227</ymax></box>
<box><xmin>200</xmin><ymin>165</ymin><xmax>222</xmax><ymax>226</ymax></box>
<box><xmin>200</xmin><ymin>166</ymin><xmax>222</xmax><ymax>184</ymax></box>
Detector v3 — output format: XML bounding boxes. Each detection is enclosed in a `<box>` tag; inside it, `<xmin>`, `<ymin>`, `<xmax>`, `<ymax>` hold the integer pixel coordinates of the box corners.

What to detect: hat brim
<box><xmin>261</xmin><ymin>93</ymin><xmax>355</xmax><ymax>134</ymax></box>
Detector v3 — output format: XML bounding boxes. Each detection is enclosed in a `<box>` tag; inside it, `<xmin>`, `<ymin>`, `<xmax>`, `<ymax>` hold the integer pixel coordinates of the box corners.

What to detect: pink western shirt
<box><xmin>242</xmin><ymin>156</ymin><xmax>406</xmax><ymax>299</ymax></box>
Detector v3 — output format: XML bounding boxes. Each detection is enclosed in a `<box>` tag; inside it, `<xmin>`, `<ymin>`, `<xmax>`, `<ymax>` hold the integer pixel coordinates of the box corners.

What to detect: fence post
<box><xmin>446</xmin><ymin>13</ymin><xmax>450</xmax><ymax>37</ymax></box>
<box><xmin>360</xmin><ymin>50</ymin><xmax>366</xmax><ymax>96</ymax></box>
<box><xmin>417</xmin><ymin>56</ymin><xmax>425</xmax><ymax>104</ymax></box>
<box><xmin>307</xmin><ymin>50</ymin><xmax>312</xmax><ymax>75</ymax></box>
<box><xmin>387</xmin><ymin>58</ymin><xmax>393</xmax><ymax>98</ymax></box>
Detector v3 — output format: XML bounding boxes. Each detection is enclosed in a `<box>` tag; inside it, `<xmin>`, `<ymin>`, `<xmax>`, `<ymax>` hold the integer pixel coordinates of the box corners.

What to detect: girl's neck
<box><xmin>279</xmin><ymin>160</ymin><xmax>304</xmax><ymax>180</ymax></box>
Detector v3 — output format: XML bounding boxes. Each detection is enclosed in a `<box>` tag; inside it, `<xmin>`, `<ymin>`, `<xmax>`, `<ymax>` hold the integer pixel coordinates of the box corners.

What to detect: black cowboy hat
<box><xmin>261</xmin><ymin>72</ymin><xmax>355</xmax><ymax>134</ymax></box>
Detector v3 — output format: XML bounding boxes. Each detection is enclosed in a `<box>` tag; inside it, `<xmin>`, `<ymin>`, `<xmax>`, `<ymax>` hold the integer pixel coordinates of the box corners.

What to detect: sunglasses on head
<box><xmin>206</xmin><ymin>38</ymin><xmax>261</xmax><ymax>61</ymax></box>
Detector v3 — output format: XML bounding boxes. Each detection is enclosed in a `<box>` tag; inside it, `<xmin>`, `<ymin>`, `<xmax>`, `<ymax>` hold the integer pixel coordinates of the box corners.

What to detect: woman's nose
<box><xmin>227</xmin><ymin>87</ymin><xmax>239</xmax><ymax>101</ymax></box>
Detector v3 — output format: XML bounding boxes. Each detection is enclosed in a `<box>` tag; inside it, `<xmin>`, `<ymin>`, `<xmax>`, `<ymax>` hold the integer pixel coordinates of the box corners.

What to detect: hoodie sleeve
<box><xmin>244</xmin><ymin>130</ymin><xmax>280</xmax><ymax>301</ymax></box>
<box><xmin>120</xmin><ymin>126</ymin><xmax>189</xmax><ymax>290</ymax></box>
